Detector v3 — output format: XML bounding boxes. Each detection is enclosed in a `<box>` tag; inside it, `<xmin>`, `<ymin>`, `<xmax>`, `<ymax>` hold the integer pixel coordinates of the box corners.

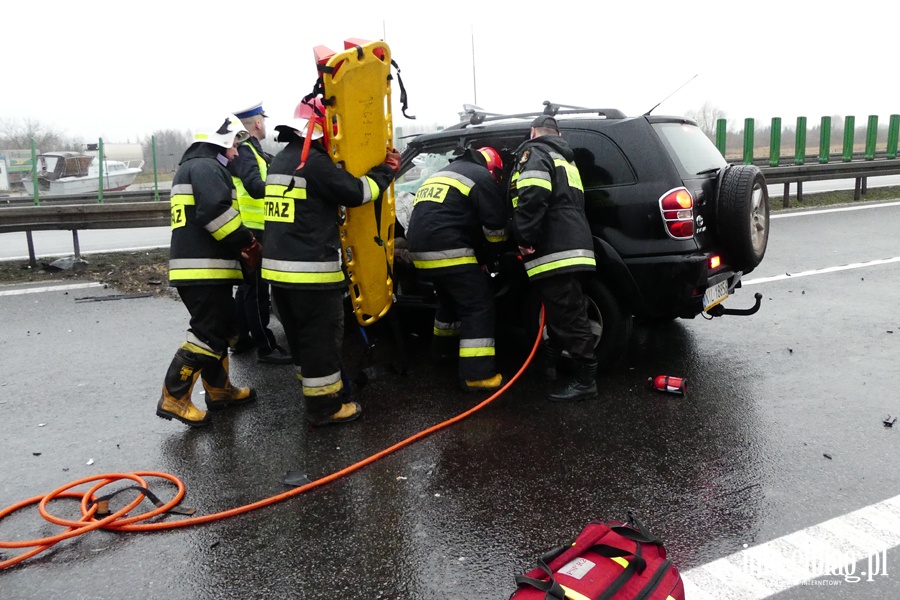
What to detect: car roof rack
<box><xmin>453</xmin><ymin>101</ymin><xmax>626</xmax><ymax>128</ymax></box>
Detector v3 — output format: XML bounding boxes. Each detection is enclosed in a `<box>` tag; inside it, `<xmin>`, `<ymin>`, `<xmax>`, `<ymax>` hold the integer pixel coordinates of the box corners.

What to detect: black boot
<box><xmin>547</xmin><ymin>358</ymin><xmax>598</xmax><ymax>402</ymax></box>
<box><xmin>541</xmin><ymin>343</ymin><xmax>560</xmax><ymax>382</ymax></box>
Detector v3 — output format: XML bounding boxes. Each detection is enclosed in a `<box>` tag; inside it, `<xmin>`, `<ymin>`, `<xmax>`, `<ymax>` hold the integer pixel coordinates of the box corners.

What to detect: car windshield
<box><xmin>395</xmin><ymin>150</ymin><xmax>455</xmax><ymax>231</ymax></box>
<box><xmin>653</xmin><ymin>122</ymin><xmax>727</xmax><ymax>177</ymax></box>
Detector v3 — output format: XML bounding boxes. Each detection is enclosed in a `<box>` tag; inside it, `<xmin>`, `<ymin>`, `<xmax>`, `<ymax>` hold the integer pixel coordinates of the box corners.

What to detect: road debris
<box><xmin>75</xmin><ymin>293</ymin><xmax>153</xmax><ymax>303</ymax></box>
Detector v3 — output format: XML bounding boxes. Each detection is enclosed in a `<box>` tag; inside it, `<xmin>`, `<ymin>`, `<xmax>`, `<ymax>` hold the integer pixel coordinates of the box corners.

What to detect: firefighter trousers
<box><xmin>429</xmin><ymin>266</ymin><xmax>497</xmax><ymax>381</ymax></box>
<box><xmin>176</xmin><ymin>284</ymin><xmax>240</xmax><ymax>356</ymax></box>
<box><xmin>271</xmin><ymin>286</ymin><xmax>344</xmax><ymax>419</ymax></box>
<box><xmin>533</xmin><ymin>273</ymin><xmax>595</xmax><ymax>361</ymax></box>
<box><xmin>234</xmin><ymin>230</ymin><xmax>278</xmax><ymax>354</ymax></box>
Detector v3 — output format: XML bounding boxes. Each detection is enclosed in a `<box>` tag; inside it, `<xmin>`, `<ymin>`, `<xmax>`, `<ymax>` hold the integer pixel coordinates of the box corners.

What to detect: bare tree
<box><xmin>685</xmin><ymin>102</ymin><xmax>727</xmax><ymax>138</ymax></box>
<box><xmin>0</xmin><ymin>117</ymin><xmax>74</xmax><ymax>151</ymax></box>
<box><xmin>141</xmin><ymin>129</ymin><xmax>193</xmax><ymax>173</ymax></box>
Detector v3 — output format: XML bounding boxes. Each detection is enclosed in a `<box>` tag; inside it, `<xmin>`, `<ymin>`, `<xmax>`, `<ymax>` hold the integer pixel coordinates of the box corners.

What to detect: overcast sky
<box><xmin>4</xmin><ymin>1</ymin><xmax>898</xmax><ymax>143</ymax></box>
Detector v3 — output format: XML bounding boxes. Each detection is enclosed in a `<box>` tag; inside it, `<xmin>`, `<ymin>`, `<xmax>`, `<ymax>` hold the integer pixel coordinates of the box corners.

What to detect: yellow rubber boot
<box><xmin>307</xmin><ymin>401</ymin><xmax>362</xmax><ymax>426</ymax></box>
<box><xmin>156</xmin><ymin>350</ymin><xmax>210</xmax><ymax>427</ymax></box>
<box><xmin>461</xmin><ymin>373</ymin><xmax>503</xmax><ymax>393</ymax></box>
<box><xmin>202</xmin><ymin>355</ymin><xmax>257</xmax><ymax>411</ymax></box>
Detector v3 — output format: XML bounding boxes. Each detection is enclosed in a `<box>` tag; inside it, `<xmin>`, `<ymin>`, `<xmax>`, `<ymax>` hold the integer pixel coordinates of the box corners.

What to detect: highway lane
<box><xmin>3</xmin><ymin>199</ymin><xmax>900</xmax><ymax>598</ymax></box>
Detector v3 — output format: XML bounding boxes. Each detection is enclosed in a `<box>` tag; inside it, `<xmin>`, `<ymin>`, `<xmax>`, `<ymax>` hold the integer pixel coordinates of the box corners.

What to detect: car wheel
<box><xmin>717</xmin><ymin>164</ymin><xmax>770</xmax><ymax>273</ymax></box>
<box><xmin>582</xmin><ymin>278</ymin><xmax>632</xmax><ymax>370</ymax></box>
<box><xmin>527</xmin><ymin>278</ymin><xmax>631</xmax><ymax>371</ymax></box>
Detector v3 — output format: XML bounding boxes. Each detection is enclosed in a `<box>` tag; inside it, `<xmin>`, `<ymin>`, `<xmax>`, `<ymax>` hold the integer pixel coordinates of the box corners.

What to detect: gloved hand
<box><xmin>240</xmin><ymin>237</ymin><xmax>263</xmax><ymax>273</ymax></box>
<box><xmin>394</xmin><ymin>236</ymin><xmax>413</xmax><ymax>266</ymax></box>
<box><xmin>384</xmin><ymin>148</ymin><xmax>401</xmax><ymax>174</ymax></box>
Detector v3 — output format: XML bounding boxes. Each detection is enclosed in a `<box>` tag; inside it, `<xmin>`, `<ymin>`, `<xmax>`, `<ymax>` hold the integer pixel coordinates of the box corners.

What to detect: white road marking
<box><xmin>691</xmin><ymin>201</ymin><xmax>900</xmax><ymax>596</ymax></box>
<box><xmin>771</xmin><ymin>200</ymin><xmax>900</xmax><ymax>219</ymax></box>
<box><xmin>743</xmin><ymin>256</ymin><xmax>900</xmax><ymax>285</ymax></box>
<box><xmin>682</xmin><ymin>494</ymin><xmax>900</xmax><ymax>598</ymax></box>
<box><xmin>0</xmin><ymin>282</ymin><xmax>102</xmax><ymax>296</ymax></box>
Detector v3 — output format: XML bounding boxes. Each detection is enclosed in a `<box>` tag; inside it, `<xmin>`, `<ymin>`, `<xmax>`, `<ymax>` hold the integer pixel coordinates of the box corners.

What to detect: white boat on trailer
<box><xmin>21</xmin><ymin>152</ymin><xmax>144</xmax><ymax>196</ymax></box>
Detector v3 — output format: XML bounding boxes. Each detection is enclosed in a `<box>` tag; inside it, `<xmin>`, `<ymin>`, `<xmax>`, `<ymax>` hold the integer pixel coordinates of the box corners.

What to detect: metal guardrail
<box><xmin>760</xmin><ymin>159</ymin><xmax>900</xmax><ymax>184</ymax></box>
<box><xmin>759</xmin><ymin>157</ymin><xmax>900</xmax><ymax>206</ymax></box>
<box><xmin>0</xmin><ymin>201</ymin><xmax>168</xmax><ymax>235</ymax></box>
<box><xmin>1</xmin><ymin>158</ymin><xmax>899</xmax><ymax>265</ymax></box>
<box><xmin>0</xmin><ymin>189</ymin><xmax>160</xmax><ymax>208</ymax></box>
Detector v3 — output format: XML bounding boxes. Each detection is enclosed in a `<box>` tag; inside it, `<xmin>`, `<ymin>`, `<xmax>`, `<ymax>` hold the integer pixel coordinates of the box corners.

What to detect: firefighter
<box><xmin>406</xmin><ymin>147</ymin><xmax>509</xmax><ymax>392</ymax></box>
<box><xmin>262</xmin><ymin>98</ymin><xmax>400</xmax><ymax>426</ymax></box>
<box><xmin>510</xmin><ymin>115</ymin><xmax>598</xmax><ymax>402</ymax></box>
<box><xmin>156</xmin><ymin>115</ymin><xmax>262</xmax><ymax>427</ymax></box>
<box><xmin>229</xmin><ymin>101</ymin><xmax>291</xmax><ymax>364</ymax></box>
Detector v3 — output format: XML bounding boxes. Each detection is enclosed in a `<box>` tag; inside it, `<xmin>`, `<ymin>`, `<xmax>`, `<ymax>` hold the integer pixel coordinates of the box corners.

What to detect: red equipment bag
<box><xmin>509</xmin><ymin>513</ymin><xmax>685</xmax><ymax>600</ymax></box>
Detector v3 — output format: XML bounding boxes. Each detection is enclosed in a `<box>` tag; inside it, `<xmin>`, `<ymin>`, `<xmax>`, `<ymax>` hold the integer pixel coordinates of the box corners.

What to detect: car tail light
<box><xmin>709</xmin><ymin>255</ymin><xmax>721</xmax><ymax>269</ymax></box>
<box><xmin>659</xmin><ymin>187</ymin><xmax>694</xmax><ymax>240</ymax></box>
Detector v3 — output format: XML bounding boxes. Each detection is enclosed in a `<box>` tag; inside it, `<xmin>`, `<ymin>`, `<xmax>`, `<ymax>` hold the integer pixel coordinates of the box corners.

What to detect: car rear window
<box><xmin>652</xmin><ymin>123</ymin><xmax>727</xmax><ymax>177</ymax></box>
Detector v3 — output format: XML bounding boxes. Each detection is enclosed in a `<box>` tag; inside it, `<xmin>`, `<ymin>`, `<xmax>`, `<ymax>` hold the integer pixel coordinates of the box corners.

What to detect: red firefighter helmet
<box><xmin>477</xmin><ymin>146</ymin><xmax>503</xmax><ymax>182</ymax></box>
<box><xmin>275</xmin><ymin>98</ymin><xmax>326</xmax><ymax>139</ymax></box>
<box><xmin>294</xmin><ymin>97</ymin><xmax>325</xmax><ymax>121</ymax></box>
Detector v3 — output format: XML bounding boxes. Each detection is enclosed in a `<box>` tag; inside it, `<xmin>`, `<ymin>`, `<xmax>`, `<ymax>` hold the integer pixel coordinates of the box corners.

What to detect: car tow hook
<box><xmin>708</xmin><ymin>292</ymin><xmax>763</xmax><ymax>317</ymax></box>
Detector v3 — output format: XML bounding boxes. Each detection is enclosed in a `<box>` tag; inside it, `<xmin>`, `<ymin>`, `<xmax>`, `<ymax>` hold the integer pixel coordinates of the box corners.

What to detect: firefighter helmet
<box><xmin>477</xmin><ymin>147</ymin><xmax>503</xmax><ymax>182</ymax></box>
<box><xmin>194</xmin><ymin>115</ymin><xmax>249</xmax><ymax>149</ymax></box>
<box><xmin>275</xmin><ymin>98</ymin><xmax>326</xmax><ymax>140</ymax></box>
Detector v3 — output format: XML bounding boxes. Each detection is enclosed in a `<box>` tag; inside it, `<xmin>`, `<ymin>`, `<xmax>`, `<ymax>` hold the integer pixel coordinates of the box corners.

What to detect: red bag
<box><xmin>510</xmin><ymin>513</ymin><xmax>685</xmax><ymax>600</ymax></box>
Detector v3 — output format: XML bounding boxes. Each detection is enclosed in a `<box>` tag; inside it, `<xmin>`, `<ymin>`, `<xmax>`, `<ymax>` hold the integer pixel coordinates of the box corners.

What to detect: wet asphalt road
<box><xmin>4</xmin><ymin>200</ymin><xmax>900</xmax><ymax>598</ymax></box>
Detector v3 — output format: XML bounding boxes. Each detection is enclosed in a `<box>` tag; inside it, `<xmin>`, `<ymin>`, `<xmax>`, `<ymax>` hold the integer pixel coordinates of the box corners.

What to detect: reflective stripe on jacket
<box><xmin>510</xmin><ymin>135</ymin><xmax>596</xmax><ymax>281</ymax></box>
<box><xmin>168</xmin><ymin>143</ymin><xmax>253</xmax><ymax>286</ymax></box>
<box><xmin>406</xmin><ymin>149</ymin><xmax>509</xmax><ymax>276</ymax></box>
<box><xmin>261</xmin><ymin>140</ymin><xmax>394</xmax><ymax>290</ymax></box>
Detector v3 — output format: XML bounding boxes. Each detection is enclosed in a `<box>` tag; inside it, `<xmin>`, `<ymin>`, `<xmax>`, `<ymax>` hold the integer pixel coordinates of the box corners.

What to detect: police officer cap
<box><xmin>531</xmin><ymin>114</ymin><xmax>559</xmax><ymax>132</ymax></box>
<box><xmin>234</xmin><ymin>101</ymin><xmax>268</xmax><ymax>119</ymax></box>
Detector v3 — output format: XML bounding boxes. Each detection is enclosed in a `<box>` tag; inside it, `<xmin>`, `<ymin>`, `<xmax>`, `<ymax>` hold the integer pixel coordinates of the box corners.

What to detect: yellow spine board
<box><xmin>322</xmin><ymin>40</ymin><xmax>394</xmax><ymax>326</ymax></box>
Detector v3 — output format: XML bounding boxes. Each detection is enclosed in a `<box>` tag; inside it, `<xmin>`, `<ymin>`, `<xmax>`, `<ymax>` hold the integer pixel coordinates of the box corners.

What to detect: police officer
<box><xmin>156</xmin><ymin>115</ymin><xmax>261</xmax><ymax>427</ymax></box>
<box><xmin>262</xmin><ymin>99</ymin><xmax>400</xmax><ymax>426</ymax></box>
<box><xmin>510</xmin><ymin>115</ymin><xmax>598</xmax><ymax>402</ymax></box>
<box><xmin>407</xmin><ymin>147</ymin><xmax>509</xmax><ymax>392</ymax></box>
<box><xmin>230</xmin><ymin>101</ymin><xmax>292</xmax><ymax>365</ymax></box>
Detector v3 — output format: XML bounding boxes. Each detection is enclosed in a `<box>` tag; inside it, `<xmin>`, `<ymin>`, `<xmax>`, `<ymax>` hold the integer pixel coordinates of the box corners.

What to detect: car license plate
<box><xmin>703</xmin><ymin>280</ymin><xmax>729</xmax><ymax>312</ymax></box>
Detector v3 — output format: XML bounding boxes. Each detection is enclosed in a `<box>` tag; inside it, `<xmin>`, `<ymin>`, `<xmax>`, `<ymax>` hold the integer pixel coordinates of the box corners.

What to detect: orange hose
<box><xmin>0</xmin><ymin>310</ymin><xmax>545</xmax><ymax>570</ymax></box>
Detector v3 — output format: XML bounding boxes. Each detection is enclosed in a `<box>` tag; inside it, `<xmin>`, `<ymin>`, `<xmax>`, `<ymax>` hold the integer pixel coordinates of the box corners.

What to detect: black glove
<box><xmin>394</xmin><ymin>236</ymin><xmax>413</xmax><ymax>267</ymax></box>
<box><xmin>240</xmin><ymin>237</ymin><xmax>263</xmax><ymax>273</ymax></box>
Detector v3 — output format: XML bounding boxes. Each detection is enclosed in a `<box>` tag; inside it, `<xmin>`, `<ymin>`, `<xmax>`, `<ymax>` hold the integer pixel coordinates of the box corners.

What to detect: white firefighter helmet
<box><xmin>194</xmin><ymin>114</ymin><xmax>250</xmax><ymax>149</ymax></box>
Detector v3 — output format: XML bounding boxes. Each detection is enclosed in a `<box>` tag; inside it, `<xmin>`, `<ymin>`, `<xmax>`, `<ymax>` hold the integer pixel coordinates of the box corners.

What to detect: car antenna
<box><xmin>643</xmin><ymin>74</ymin><xmax>698</xmax><ymax>116</ymax></box>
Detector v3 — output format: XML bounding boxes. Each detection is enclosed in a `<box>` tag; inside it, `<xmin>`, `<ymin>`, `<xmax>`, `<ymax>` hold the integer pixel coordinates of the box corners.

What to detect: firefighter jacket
<box><xmin>510</xmin><ymin>134</ymin><xmax>596</xmax><ymax>281</ymax></box>
<box><xmin>261</xmin><ymin>139</ymin><xmax>395</xmax><ymax>291</ymax></box>
<box><xmin>168</xmin><ymin>142</ymin><xmax>255</xmax><ymax>286</ymax></box>
<box><xmin>230</xmin><ymin>137</ymin><xmax>272</xmax><ymax>231</ymax></box>
<box><xmin>407</xmin><ymin>149</ymin><xmax>509</xmax><ymax>275</ymax></box>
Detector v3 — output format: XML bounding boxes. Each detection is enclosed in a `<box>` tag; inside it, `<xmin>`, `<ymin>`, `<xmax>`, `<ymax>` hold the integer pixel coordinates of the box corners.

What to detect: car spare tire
<box><xmin>717</xmin><ymin>164</ymin><xmax>770</xmax><ymax>274</ymax></box>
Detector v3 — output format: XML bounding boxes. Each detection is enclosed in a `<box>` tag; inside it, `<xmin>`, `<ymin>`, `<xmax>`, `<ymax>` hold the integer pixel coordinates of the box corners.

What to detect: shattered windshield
<box><xmin>394</xmin><ymin>151</ymin><xmax>454</xmax><ymax>231</ymax></box>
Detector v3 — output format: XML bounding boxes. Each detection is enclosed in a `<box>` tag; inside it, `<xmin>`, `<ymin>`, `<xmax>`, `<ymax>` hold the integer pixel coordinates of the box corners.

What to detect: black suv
<box><xmin>392</xmin><ymin>104</ymin><xmax>769</xmax><ymax>366</ymax></box>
